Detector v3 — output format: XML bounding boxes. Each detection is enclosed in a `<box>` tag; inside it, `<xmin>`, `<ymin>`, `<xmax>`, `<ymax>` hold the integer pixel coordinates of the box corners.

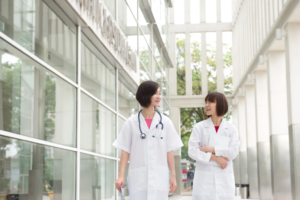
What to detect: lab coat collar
<box><xmin>204</xmin><ymin>117</ymin><xmax>228</xmax><ymax>135</ymax></box>
<box><xmin>134</xmin><ymin>111</ymin><xmax>161</xmax><ymax>133</ymax></box>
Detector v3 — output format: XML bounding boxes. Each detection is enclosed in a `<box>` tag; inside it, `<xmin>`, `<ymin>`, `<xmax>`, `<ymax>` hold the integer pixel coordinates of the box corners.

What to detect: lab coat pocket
<box><xmin>156</xmin><ymin>166</ymin><xmax>169</xmax><ymax>191</ymax></box>
<box><xmin>127</xmin><ymin>167</ymin><xmax>148</xmax><ymax>194</ymax></box>
<box><xmin>154</xmin><ymin>129</ymin><xmax>165</xmax><ymax>146</ymax></box>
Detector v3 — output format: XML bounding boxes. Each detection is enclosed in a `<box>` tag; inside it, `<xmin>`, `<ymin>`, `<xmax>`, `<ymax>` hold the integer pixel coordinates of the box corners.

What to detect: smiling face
<box><xmin>150</xmin><ymin>87</ymin><xmax>162</xmax><ymax>107</ymax></box>
<box><xmin>205</xmin><ymin>99</ymin><xmax>217</xmax><ymax>117</ymax></box>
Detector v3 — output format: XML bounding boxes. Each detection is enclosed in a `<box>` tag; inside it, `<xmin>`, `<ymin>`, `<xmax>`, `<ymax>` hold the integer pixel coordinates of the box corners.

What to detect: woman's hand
<box><xmin>210</xmin><ymin>154</ymin><xmax>229</xmax><ymax>169</ymax></box>
<box><xmin>115</xmin><ymin>176</ymin><xmax>124</xmax><ymax>192</ymax></box>
<box><xmin>200</xmin><ymin>146</ymin><xmax>215</xmax><ymax>153</ymax></box>
<box><xmin>169</xmin><ymin>175</ymin><xmax>177</xmax><ymax>193</ymax></box>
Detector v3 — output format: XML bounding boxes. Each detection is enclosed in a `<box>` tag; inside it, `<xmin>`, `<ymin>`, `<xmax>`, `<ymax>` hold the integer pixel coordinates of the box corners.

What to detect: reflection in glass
<box><xmin>118</xmin><ymin>0</ymin><xmax>138</xmax><ymax>53</ymax></box>
<box><xmin>0</xmin><ymin>39</ymin><xmax>77</xmax><ymax>147</ymax></box>
<box><xmin>0</xmin><ymin>136</ymin><xmax>76</xmax><ymax>199</ymax></box>
<box><xmin>80</xmin><ymin>154</ymin><xmax>115</xmax><ymax>200</ymax></box>
<box><xmin>191</xmin><ymin>33</ymin><xmax>202</xmax><ymax>95</ymax></box>
<box><xmin>223</xmin><ymin>32</ymin><xmax>233</xmax><ymax>94</ymax></box>
<box><xmin>118</xmin><ymin>79</ymin><xmax>139</xmax><ymax>118</ymax></box>
<box><xmin>81</xmin><ymin>93</ymin><xmax>116</xmax><ymax>157</ymax></box>
<box><xmin>139</xmin><ymin>31</ymin><xmax>151</xmax><ymax>72</ymax></box>
<box><xmin>0</xmin><ymin>0</ymin><xmax>77</xmax><ymax>81</ymax></box>
<box><xmin>176</xmin><ymin>34</ymin><xmax>186</xmax><ymax>95</ymax></box>
<box><xmin>206</xmin><ymin>32</ymin><xmax>217</xmax><ymax>92</ymax></box>
<box><xmin>140</xmin><ymin>63</ymin><xmax>150</xmax><ymax>83</ymax></box>
<box><xmin>81</xmin><ymin>34</ymin><xmax>116</xmax><ymax>109</ymax></box>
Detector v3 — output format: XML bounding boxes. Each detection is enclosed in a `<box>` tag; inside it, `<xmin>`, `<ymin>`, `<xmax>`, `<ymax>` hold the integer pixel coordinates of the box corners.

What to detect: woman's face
<box><xmin>205</xmin><ymin>100</ymin><xmax>217</xmax><ymax>116</ymax></box>
<box><xmin>150</xmin><ymin>87</ymin><xmax>162</xmax><ymax>107</ymax></box>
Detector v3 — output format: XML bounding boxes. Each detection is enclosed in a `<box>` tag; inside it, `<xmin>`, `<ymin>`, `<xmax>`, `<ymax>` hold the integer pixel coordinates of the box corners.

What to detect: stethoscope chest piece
<box><xmin>141</xmin><ymin>133</ymin><xmax>147</xmax><ymax>139</ymax></box>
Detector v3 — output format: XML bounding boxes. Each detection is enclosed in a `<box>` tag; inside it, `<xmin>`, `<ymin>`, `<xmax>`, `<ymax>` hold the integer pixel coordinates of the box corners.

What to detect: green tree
<box><xmin>176</xmin><ymin>36</ymin><xmax>186</xmax><ymax>95</ymax></box>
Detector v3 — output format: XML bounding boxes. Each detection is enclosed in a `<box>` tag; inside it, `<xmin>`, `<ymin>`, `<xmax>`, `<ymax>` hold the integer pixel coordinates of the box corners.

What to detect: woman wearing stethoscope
<box><xmin>188</xmin><ymin>92</ymin><xmax>240</xmax><ymax>200</ymax></box>
<box><xmin>113</xmin><ymin>81</ymin><xmax>183</xmax><ymax>200</ymax></box>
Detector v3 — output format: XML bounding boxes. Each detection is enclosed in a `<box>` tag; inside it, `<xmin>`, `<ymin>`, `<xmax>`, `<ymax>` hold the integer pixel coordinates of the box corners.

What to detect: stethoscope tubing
<box><xmin>138</xmin><ymin>110</ymin><xmax>164</xmax><ymax>139</ymax></box>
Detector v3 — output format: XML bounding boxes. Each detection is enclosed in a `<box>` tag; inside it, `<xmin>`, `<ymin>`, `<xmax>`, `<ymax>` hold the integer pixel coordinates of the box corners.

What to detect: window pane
<box><xmin>174</xmin><ymin>0</ymin><xmax>184</xmax><ymax>24</ymax></box>
<box><xmin>139</xmin><ymin>31</ymin><xmax>151</xmax><ymax>72</ymax></box>
<box><xmin>118</xmin><ymin>0</ymin><xmax>138</xmax><ymax>53</ymax></box>
<box><xmin>176</xmin><ymin>34</ymin><xmax>186</xmax><ymax>95</ymax></box>
<box><xmin>206</xmin><ymin>32</ymin><xmax>217</xmax><ymax>92</ymax></box>
<box><xmin>163</xmin><ymin>99</ymin><xmax>169</xmax><ymax>116</ymax></box>
<box><xmin>140</xmin><ymin>63</ymin><xmax>150</xmax><ymax>83</ymax></box>
<box><xmin>191</xmin><ymin>33</ymin><xmax>202</xmax><ymax>95</ymax></box>
<box><xmin>0</xmin><ymin>39</ymin><xmax>77</xmax><ymax>147</ymax></box>
<box><xmin>155</xmin><ymin>62</ymin><xmax>162</xmax><ymax>86</ymax></box>
<box><xmin>153</xmin><ymin>35</ymin><xmax>162</xmax><ymax>64</ymax></box>
<box><xmin>191</xmin><ymin>0</ymin><xmax>200</xmax><ymax>24</ymax></box>
<box><xmin>80</xmin><ymin>154</ymin><xmax>115</xmax><ymax>200</ymax></box>
<box><xmin>221</xmin><ymin>0</ymin><xmax>232</xmax><ymax>22</ymax></box>
<box><xmin>117</xmin><ymin>117</ymin><xmax>126</xmax><ymax>158</ymax></box>
<box><xmin>81</xmin><ymin>34</ymin><xmax>116</xmax><ymax>110</ymax></box>
<box><xmin>206</xmin><ymin>0</ymin><xmax>216</xmax><ymax>23</ymax></box>
<box><xmin>118</xmin><ymin>78</ymin><xmax>139</xmax><ymax>118</ymax></box>
<box><xmin>103</xmin><ymin>0</ymin><xmax>116</xmax><ymax>19</ymax></box>
<box><xmin>81</xmin><ymin>93</ymin><xmax>116</xmax><ymax>157</ymax></box>
<box><xmin>152</xmin><ymin>0</ymin><xmax>161</xmax><ymax>23</ymax></box>
<box><xmin>223</xmin><ymin>32</ymin><xmax>233</xmax><ymax>94</ymax></box>
<box><xmin>0</xmin><ymin>0</ymin><xmax>77</xmax><ymax>82</ymax></box>
<box><xmin>0</xmin><ymin>136</ymin><xmax>76</xmax><ymax>199</ymax></box>
<box><xmin>139</xmin><ymin>0</ymin><xmax>151</xmax><ymax>44</ymax></box>
<box><xmin>127</xmin><ymin>0</ymin><xmax>138</xmax><ymax>19</ymax></box>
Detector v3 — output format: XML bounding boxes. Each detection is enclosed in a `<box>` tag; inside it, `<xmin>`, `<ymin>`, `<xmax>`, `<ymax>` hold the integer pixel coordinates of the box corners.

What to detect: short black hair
<box><xmin>205</xmin><ymin>92</ymin><xmax>228</xmax><ymax>117</ymax></box>
<box><xmin>136</xmin><ymin>81</ymin><xmax>160</xmax><ymax>108</ymax></box>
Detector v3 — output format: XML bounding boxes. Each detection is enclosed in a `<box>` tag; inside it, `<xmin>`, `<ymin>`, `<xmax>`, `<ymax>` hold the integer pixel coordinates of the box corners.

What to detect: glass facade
<box><xmin>0</xmin><ymin>0</ymin><xmax>171</xmax><ymax>199</ymax></box>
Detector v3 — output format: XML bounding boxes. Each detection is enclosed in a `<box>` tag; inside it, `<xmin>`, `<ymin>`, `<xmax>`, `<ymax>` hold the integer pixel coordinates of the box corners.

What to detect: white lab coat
<box><xmin>113</xmin><ymin>112</ymin><xmax>183</xmax><ymax>200</ymax></box>
<box><xmin>188</xmin><ymin>117</ymin><xmax>240</xmax><ymax>200</ymax></box>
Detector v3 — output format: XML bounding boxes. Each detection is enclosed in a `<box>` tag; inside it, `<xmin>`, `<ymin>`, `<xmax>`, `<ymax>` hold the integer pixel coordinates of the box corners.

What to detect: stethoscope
<box><xmin>138</xmin><ymin>110</ymin><xmax>164</xmax><ymax>139</ymax></box>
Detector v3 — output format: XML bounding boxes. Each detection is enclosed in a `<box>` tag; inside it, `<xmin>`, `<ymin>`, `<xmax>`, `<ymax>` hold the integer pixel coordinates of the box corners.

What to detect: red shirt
<box><xmin>215</xmin><ymin>126</ymin><xmax>219</xmax><ymax>133</ymax></box>
<box><xmin>145</xmin><ymin>119</ymin><xmax>153</xmax><ymax>129</ymax></box>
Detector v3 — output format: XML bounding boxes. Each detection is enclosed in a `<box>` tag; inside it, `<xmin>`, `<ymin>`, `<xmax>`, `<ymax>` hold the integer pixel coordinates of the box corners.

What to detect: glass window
<box><xmin>155</xmin><ymin>62</ymin><xmax>162</xmax><ymax>86</ymax></box>
<box><xmin>174</xmin><ymin>0</ymin><xmax>184</xmax><ymax>24</ymax></box>
<box><xmin>206</xmin><ymin>32</ymin><xmax>217</xmax><ymax>92</ymax></box>
<box><xmin>191</xmin><ymin>33</ymin><xmax>202</xmax><ymax>95</ymax></box>
<box><xmin>118</xmin><ymin>0</ymin><xmax>138</xmax><ymax>53</ymax></box>
<box><xmin>139</xmin><ymin>30</ymin><xmax>151</xmax><ymax>73</ymax></box>
<box><xmin>153</xmin><ymin>35</ymin><xmax>162</xmax><ymax>64</ymax></box>
<box><xmin>140</xmin><ymin>62</ymin><xmax>151</xmax><ymax>83</ymax></box>
<box><xmin>163</xmin><ymin>99</ymin><xmax>169</xmax><ymax>116</ymax></box>
<box><xmin>118</xmin><ymin>78</ymin><xmax>139</xmax><ymax>118</ymax></box>
<box><xmin>176</xmin><ymin>34</ymin><xmax>186</xmax><ymax>95</ymax></box>
<box><xmin>206</xmin><ymin>0</ymin><xmax>217</xmax><ymax>23</ymax></box>
<box><xmin>191</xmin><ymin>0</ymin><xmax>200</xmax><ymax>24</ymax></box>
<box><xmin>139</xmin><ymin>0</ymin><xmax>151</xmax><ymax>44</ymax></box>
<box><xmin>221</xmin><ymin>0</ymin><xmax>232</xmax><ymax>22</ymax></box>
<box><xmin>117</xmin><ymin>117</ymin><xmax>126</xmax><ymax>158</ymax></box>
<box><xmin>127</xmin><ymin>0</ymin><xmax>138</xmax><ymax>19</ymax></box>
<box><xmin>103</xmin><ymin>0</ymin><xmax>116</xmax><ymax>19</ymax></box>
<box><xmin>223</xmin><ymin>32</ymin><xmax>233</xmax><ymax>94</ymax></box>
<box><xmin>81</xmin><ymin>93</ymin><xmax>116</xmax><ymax>157</ymax></box>
<box><xmin>0</xmin><ymin>0</ymin><xmax>77</xmax><ymax>82</ymax></box>
<box><xmin>152</xmin><ymin>0</ymin><xmax>161</xmax><ymax>23</ymax></box>
<box><xmin>80</xmin><ymin>154</ymin><xmax>116</xmax><ymax>200</ymax></box>
<box><xmin>81</xmin><ymin>33</ymin><xmax>116</xmax><ymax>110</ymax></box>
<box><xmin>0</xmin><ymin>39</ymin><xmax>77</xmax><ymax>147</ymax></box>
<box><xmin>0</xmin><ymin>136</ymin><xmax>76</xmax><ymax>199</ymax></box>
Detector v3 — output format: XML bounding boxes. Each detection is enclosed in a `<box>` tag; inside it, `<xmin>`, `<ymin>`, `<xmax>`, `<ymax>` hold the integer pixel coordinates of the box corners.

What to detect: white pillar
<box><xmin>267</xmin><ymin>50</ymin><xmax>292</xmax><ymax>200</ymax></box>
<box><xmin>254</xmin><ymin>69</ymin><xmax>272</xmax><ymax>200</ymax></box>
<box><xmin>185</xmin><ymin>32</ymin><xmax>192</xmax><ymax>96</ymax></box>
<box><xmin>169</xmin><ymin>32</ymin><xmax>177</xmax><ymax>96</ymax></box>
<box><xmin>201</xmin><ymin>33</ymin><xmax>208</xmax><ymax>95</ymax></box>
<box><xmin>285</xmin><ymin>22</ymin><xmax>300</xmax><ymax>200</ymax></box>
<box><xmin>237</xmin><ymin>96</ymin><xmax>248</xmax><ymax>185</ymax></box>
<box><xmin>245</xmin><ymin>85</ymin><xmax>259</xmax><ymax>199</ymax></box>
<box><xmin>200</xmin><ymin>0</ymin><xmax>206</xmax><ymax>23</ymax></box>
<box><xmin>184</xmin><ymin>0</ymin><xmax>190</xmax><ymax>24</ymax></box>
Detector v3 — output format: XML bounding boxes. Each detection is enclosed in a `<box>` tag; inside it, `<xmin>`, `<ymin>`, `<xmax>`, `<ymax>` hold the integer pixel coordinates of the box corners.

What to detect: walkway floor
<box><xmin>169</xmin><ymin>196</ymin><xmax>251</xmax><ymax>200</ymax></box>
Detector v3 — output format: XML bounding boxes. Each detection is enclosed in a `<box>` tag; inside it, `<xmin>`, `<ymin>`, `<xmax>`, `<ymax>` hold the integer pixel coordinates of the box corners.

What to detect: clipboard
<box><xmin>120</xmin><ymin>187</ymin><xmax>124</xmax><ymax>200</ymax></box>
<box><xmin>208</xmin><ymin>134</ymin><xmax>230</xmax><ymax>166</ymax></box>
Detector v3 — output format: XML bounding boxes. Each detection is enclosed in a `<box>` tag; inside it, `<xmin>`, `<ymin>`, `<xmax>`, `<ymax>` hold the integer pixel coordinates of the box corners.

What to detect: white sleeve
<box><xmin>214</xmin><ymin>125</ymin><xmax>240</xmax><ymax>160</ymax></box>
<box><xmin>166</xmin><ymin>119</ymin><xmax>184</xmax><ymax>152</ymax></box>
<box><xmin>188</xmin><ymin>124</ymin><xmax>212</xmax><ymax>163</ymax></box>
<box><xmin>112</xmin><ymin>120</ymin><xmax>132</xmax><ymax>154</ymax></box>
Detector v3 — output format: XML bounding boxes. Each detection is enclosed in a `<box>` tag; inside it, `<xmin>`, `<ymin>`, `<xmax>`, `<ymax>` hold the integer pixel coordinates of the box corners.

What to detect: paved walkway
<box><xmin>169</xmin><ymin>195</ymin><xmax>253</xmax><ymax>200</ymax></box>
